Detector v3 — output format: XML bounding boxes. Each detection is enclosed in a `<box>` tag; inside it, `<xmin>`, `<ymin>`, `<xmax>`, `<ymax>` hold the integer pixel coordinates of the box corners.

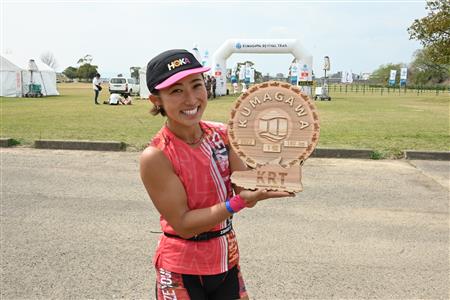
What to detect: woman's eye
<box><xmin>193</xmin><ymin>83</ymin><xmax>202</xmax><ymax>89</ymax></box>
<box><xmin>170</xmin><ymin>89</ymin><xmax>182</xmax><ymax>94</ymax></box>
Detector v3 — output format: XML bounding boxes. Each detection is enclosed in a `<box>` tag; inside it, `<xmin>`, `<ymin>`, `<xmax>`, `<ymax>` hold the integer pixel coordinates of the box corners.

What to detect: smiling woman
<box><xmin>139</xmin><ymin>49</ymin><xmax>293</xmax><ymax>300</ymax></box>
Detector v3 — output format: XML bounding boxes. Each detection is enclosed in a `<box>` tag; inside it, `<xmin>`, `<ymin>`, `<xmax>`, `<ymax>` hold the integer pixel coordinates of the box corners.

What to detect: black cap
<box><xmin>146</xmin><ymin>49</ymin><xmax>210</xmax><ymax>93</ymax></box>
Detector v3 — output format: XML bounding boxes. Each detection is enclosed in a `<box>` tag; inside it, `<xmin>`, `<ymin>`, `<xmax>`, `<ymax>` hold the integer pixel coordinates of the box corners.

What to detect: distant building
<box><xmin>361</xmin><ymin>73</ymin><xmax>371</xmax><ymax>80</ymax></box>
<box><xmin>56</xmin><ymin>72</ymin><xmax>71</xmax><ymax>83</ymax></box>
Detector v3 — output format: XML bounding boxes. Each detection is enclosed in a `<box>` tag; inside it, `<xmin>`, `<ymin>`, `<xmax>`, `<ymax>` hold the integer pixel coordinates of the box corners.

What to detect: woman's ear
<box><xmin>149</xmin><ymin>94</ymin><xmax>160</xmax><ymax>106</ymax></box>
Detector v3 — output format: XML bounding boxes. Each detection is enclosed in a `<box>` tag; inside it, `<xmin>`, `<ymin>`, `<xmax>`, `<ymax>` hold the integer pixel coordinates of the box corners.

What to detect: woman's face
<box><xmin>152</xmin><ymin>73</ymin><xmax>208</xmax><ymax>128</ymax></box>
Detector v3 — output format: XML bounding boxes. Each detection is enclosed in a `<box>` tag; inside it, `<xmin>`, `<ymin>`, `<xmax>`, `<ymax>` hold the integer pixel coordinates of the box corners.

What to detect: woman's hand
<box><xmin>239</xmin><ymin>189</ymin><xmax>295</xmax><ymax>208</ymax></box>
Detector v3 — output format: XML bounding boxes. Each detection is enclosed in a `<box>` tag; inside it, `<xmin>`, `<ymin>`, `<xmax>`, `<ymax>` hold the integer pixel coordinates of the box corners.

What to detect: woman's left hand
<box><xmin>239</xmin><ymin>189</ymin><xmax>295</xmax><ymax>208</ymax></box>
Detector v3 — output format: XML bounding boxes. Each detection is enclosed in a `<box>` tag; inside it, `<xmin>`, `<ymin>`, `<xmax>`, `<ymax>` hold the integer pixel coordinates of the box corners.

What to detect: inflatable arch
<box><xmin>211</xmin><ymin>39</ymin><xmax>313</xmax><ymax>96</ymax></box>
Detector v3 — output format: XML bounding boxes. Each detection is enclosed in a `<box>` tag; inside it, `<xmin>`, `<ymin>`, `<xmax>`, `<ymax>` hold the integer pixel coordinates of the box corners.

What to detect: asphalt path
<box><xmin>1</xmin><ymin>148</ymin><xmax>449</xmax><ymax>299</ymax></box>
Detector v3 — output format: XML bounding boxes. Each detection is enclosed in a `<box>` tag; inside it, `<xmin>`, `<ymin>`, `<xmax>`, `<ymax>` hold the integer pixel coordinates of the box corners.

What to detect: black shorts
<box><xmin>155</xmin><ymin>265</ymin><xmax>247</xmax><ymax>299</ymax></box>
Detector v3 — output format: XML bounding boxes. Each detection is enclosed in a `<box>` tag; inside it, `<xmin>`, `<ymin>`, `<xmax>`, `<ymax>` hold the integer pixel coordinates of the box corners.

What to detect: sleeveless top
<box><xmin>149</xmin><ymin>121</ymin><xmax>240</xmax><ymax>275</ymax></box>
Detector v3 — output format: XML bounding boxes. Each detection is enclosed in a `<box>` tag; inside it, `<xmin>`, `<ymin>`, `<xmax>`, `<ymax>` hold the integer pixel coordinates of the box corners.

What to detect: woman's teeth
<box><xmin>182</xmin><ymin>107</ymin><xmax>198</xmax><ymax>116</ymax></box>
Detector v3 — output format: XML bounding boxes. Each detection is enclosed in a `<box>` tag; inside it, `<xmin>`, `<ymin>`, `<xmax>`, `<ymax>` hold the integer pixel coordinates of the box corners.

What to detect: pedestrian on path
<box><xmin>92</xmin><ymin>73</ymin><xmax>102</xmax><ymax>105</ymax></box>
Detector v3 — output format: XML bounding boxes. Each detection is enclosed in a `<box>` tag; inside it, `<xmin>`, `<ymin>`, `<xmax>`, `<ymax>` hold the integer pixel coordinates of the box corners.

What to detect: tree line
<box><xmin>60</xmin><ymin>55</ymin><xmax>141</xmax><ymax>82</ymax></box>
<box><xmin>61</xmin><ymin>55</ymin><xmax>99</xmax><ymax>81</ymax></box>
<box><xmin>372</xmin><ymin>0</ymin><xmax>449</xmax><ymax>86</ymax></box>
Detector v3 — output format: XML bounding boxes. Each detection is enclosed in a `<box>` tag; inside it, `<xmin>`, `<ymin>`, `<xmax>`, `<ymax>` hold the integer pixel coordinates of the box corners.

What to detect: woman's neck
<box><xmin>166</xmin><ymin>120</ymin><xmax>204</xmax><ymax>145</ymax></box>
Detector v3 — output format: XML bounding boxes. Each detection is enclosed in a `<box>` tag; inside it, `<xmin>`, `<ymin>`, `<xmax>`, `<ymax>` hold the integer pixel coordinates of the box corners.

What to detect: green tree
<box><xmin>371</xmin><ymin>63</ymin><xmax>405</xmax><ymax>85</ymax></box>
<box><xmin>409</xmin><ymin>48</ymin><xmax>450</xmax><ymax>85</ymax></box>
<box><xmin>77</xmin><ymin>63</ymin><xmax>98</xmax><ymax>81</ymax></box>
<box><xmin>62</xmin><ymin>66</ymin><xmax>78</xmax><ymax>79</ymax></box>
<box><xmin>77</xmin><ymin>54</ymin><xmax>93</xmax><ymax>65</ymax></box>
<box><xmin>407</xmin><ymin>0</ymin><xmax>450</xmax><ymax>65</ymax></box>
<box><xmin>130</xmin><ymin>67</ymin><xmax>141</xmax><ymax>81</ymax></box>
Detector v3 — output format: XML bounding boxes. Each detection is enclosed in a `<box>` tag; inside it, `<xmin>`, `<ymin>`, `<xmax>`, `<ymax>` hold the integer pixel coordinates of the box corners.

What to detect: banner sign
<box><xmin>244</xmin><ymin>64</ymin><xmax>251</xmax><ymax>84</ymax></box>
<box><xmin>202</xmin><ymin>50</ymin><xmax>209</xmax><ymax>67</ymax></box>
<box><xmin>239</xmin><ymin>66</ymin><xmax>245</xmax><ymax>80</ymax></box>
<box><xmin>298</xmin><ymin>64</ymin><xmax>309</xmax><ymax>81</ymax></box>
<box><xmin>341</xmin><ymin>71</ymin><xmax>347</xmax><ymax>84</ymax></box>
<box><xmin>341</xmin><ymin>71</ymin><xmax>353</xmax><ymax>84</ymax></box>
<box><xmin>400</xmin><ymin>68</ymin><xmax>407</xmax><ymax>86</ymax></box>
<box><xmin>346</xmin><ymin>71</ymin><xmax>353</xmax><ymax>84</ymax></box>
<box><xmin>290</xmin><ymin>63</ymin><xmax>299</xmax><ymax>85</ymax></box>
<box><xmin>249</xmin><ymin>68</ymin><xmax>255</xmax><ymax>83</ymax></box>
<box><xmin>389</xmin><ymin>70</ymin><xmax>397</xmax><ymax>86</ymax></box>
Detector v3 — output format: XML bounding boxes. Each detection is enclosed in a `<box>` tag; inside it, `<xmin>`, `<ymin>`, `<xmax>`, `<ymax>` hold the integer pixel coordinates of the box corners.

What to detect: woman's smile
<box><xmin>181</xmin><ymin>106</ymin><xmax>200</xmax><ymax>116</ymax></box>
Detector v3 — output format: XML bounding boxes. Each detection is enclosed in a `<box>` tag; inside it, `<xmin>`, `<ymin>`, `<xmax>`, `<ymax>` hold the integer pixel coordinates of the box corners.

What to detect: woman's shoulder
<box><xmin>141</xmin><ymin>146</ymin><xmax>163</xmax><ymax>162</ymax></box>
<box><xmin>149</xmin><ymin>127</ymin><xmax>170</xmax><ymax>149</ymax></box>
<box><xmin>140</xmin><ymin>146</ymin><xmax>171</xmax><ymax>170</ymax></box>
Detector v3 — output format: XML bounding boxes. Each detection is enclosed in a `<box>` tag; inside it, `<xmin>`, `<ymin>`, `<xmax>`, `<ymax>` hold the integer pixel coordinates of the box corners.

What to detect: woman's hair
<box><xmin>150</xmin><ymin>90</ymin><xmax>166</xmax><ymax>116</ymax></box>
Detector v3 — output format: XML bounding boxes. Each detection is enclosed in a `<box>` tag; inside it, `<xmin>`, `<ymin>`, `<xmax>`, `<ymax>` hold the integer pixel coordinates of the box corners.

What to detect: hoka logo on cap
<box><xmin>167</xmin><ymin>57</ymin><xmax>191</xmax><ymax>71</ymax></box>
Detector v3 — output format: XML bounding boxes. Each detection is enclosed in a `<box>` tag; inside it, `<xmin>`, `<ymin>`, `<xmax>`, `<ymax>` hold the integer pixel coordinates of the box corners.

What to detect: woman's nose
<box><xmin>184</xmin><ymin>89</ymin><xmax>198</xmax><ymax>104</ymax></box>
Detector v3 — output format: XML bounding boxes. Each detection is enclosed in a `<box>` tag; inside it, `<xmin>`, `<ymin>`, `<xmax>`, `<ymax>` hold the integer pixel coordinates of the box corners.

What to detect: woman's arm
<box><xmin>140</xmin><ymin>146</ymin><xmax>232</xmax><ymax>239</ymax></box>
<box><xmin>140</xmin><ymin>145</ymin><xmax>293</xmax><ymax>239</ymax></box>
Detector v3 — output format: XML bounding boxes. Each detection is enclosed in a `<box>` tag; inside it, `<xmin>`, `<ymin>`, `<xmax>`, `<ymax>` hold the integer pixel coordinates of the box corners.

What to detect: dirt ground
<box><xmin>2</xmin><ymin>148</ymin><xmax>449</xmax><ymax>299</ymax></box>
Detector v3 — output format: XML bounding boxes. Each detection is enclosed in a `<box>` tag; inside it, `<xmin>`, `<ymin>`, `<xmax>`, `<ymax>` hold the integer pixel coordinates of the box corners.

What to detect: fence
<box><xmin>324</xmin><ymin>83</ymin><xmax>449</xmax><ymax>96</ymax></box>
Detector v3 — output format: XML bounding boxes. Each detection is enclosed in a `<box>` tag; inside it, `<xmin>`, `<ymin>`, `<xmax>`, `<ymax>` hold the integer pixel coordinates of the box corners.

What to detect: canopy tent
<box><xmin>0</xmin><ymin>56</ymin><xmax>22</xmax><ymax>97</ymax></box>
<box><xmin>139</xmin><ymin>66</ymin><xmax>150</xmax><ymax>99</ymax></box>
<box><xmin>0</xmin><ymin>54</ymin><xmax>59</xmax><ymax>97</ymax></box>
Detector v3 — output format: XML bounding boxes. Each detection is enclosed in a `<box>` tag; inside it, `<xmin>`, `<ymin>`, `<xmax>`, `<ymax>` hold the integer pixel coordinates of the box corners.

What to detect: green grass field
<box><xmin>1</xmin><ymin>83</ymin><xmax>449</xmax><ymax>156</ymax></box>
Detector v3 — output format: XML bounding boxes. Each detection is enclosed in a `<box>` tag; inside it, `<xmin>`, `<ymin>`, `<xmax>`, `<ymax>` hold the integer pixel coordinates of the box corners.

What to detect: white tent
<box><xmin>0</xmin><ymin>54</ymin><xmax>59</xmax><ymax>97</ymax></box>
<box><xmin>0</xmin><ymin>56</ymin><xmax>22</xmax><ymax>97</ymax></box>
<box><xmin>139</xmin><ymin>66</ymin><xmax>150</xmax><ymax>99</ymax></box>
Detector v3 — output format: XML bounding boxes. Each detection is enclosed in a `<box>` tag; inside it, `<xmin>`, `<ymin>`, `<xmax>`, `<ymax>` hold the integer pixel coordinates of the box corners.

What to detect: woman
<box><xmin>140</xmin><ymin>49</ymin><xmax>292</xmax><ymax>299</ymax></box>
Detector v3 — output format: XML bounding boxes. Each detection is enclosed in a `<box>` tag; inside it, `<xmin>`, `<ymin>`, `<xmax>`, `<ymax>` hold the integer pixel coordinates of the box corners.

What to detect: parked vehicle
<box><xmin>108</xmin><ymin>77</ymin><xmax>140</xmax><ymax>96</ymax></box>
<box><xmin>314</xmin><ymin>86</ymin><xmax>331</xmax><ymax>101</ymax></box>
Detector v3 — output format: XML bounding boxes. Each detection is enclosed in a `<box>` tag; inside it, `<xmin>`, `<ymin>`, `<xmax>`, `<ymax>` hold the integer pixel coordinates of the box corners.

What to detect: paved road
<box><xmin>2</xmin><ymin>148</ymin><xmax>449</xmax><ymax>299</ymax></box>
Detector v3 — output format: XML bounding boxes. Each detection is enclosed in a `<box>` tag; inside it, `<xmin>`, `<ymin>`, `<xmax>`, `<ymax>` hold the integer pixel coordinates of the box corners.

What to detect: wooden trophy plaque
<box><xmin>228</xmin><ymin>81</ymin><xmax>320</xmax><ymax>192</ymax></box>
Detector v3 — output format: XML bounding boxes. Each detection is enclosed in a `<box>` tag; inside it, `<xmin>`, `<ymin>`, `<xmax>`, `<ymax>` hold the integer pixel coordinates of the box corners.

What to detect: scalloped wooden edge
<box><xmin>228</xmin><ymin>81</ymin><xmax>320</xmax><ymax>168</ymax></box>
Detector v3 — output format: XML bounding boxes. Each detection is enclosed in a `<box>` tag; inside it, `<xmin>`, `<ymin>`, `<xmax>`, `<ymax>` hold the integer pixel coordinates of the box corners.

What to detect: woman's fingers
<box><xmin>240</xmin><ymin>189</ymin><xmax>295</xmax><ymax>203</ymax></box>
<box><xmin>259</xmin><ymin>190</ymin><xmax>295</xmax><ymax>200</ymax></box>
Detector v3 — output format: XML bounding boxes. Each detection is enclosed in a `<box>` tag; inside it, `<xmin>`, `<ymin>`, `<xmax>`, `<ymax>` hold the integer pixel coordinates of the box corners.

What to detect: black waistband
<box><xmin>163</xmin><ymin>223</ymin><xmax>232</xmax><ymax>242</ymax></box>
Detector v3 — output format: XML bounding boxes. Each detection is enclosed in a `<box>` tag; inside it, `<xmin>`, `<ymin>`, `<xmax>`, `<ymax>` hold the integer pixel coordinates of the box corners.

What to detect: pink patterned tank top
<box><xmin>149</xmin><ymin>121</ymin><xmax>239</xmax><ymax>275</ymax></box>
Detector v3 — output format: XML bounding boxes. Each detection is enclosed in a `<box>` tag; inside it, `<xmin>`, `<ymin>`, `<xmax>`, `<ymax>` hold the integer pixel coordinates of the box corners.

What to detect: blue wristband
<box><xmin>225</xmin><ymin>200</ymin><xmax>235</xmax><ymax>214</ymax></box>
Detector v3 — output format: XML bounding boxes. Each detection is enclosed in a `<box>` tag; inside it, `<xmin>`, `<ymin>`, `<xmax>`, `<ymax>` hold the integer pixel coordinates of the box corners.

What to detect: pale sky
<box><xmin>1</xmin><ymin>0</ymin><xmax>427</xmax><ymax>78</ymax></box>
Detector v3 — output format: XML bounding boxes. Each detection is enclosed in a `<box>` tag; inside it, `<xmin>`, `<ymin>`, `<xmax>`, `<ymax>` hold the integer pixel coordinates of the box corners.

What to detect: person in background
<box><xmin>140</xmin><ymin>49</ymin><xmax>292</xmax><ymax>299</ymax></box>
<box><xmin>120</xmin><ymin>94</ymin><xmax>133</xmax><ymax>105</ymax></box>
<box><xmin>241</xmin><ymin>82</ymin><xmax>248</xmax><ymax>93</ymax></box>
<box><xmin>231</xmin><ymin>74</ymin><xmax>238</xmax><ymax>95</ymax></box>
<box><xmin>211</xmin><ymin>75</ymin><xmax>217</xmax><ymax>99</ymax></box>
<box><xmin>205</xmin><ymin>74</ymin><xmax>212</xmax><ymax>99</ymax></box>
<box><xmin>108</xmin><ymin>93</ymin><xmax>122</xmax><ymax>105</ymax></box>
<box><xmin>233</xmin><ymin>82</ymin><xmax>239</xmax><ymax>95</ymax></box>
<box><xmin>92</xmin><ymin>73</ymin><xmax>102</xmax><ymax>105</ymax></box>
